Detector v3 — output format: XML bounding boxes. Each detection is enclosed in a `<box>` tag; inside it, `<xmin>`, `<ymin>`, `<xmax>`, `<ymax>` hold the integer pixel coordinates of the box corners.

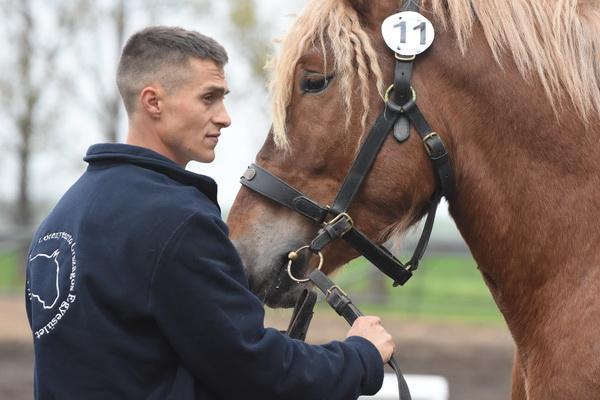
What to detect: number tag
<box><xmin>381</xmin><ymin>11</ymin><xmax>435</xmax><ymax>57</ymax></box>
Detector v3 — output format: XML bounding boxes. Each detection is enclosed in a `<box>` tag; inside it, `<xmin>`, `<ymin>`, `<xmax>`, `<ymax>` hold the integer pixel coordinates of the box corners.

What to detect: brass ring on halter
<box><xmin>286</xmin><ymin>245</ymin><xmax>324</xmax><ymax>283</ymax></box>
<box><xmin>383</xmin><ymin>85</ymin><xmax>417</xmax><ymax>104</ymax></box>
<box><xmin>395</xmin><ymin>53</ymin><xmax>416</xmax><ymax>61</ymax></box>
<box><xmin>384</xmin><ymin>84</ymin><xmax>395</xmax><ymax>102</ymax></box>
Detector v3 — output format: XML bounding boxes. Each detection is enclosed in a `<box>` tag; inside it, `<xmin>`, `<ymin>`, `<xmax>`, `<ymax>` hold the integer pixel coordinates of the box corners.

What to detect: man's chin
<box><xmin>190</xmin><ymin>151</ymin><xmax>215</xmax><ymax>164</ymax></box>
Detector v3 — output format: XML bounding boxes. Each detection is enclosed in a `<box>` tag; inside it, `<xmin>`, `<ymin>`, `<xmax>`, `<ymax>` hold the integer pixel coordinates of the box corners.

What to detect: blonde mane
<box><xmin>269</xmin><ymin>0</ymin><xmax>600</xmax><ymax>148</ymax></box>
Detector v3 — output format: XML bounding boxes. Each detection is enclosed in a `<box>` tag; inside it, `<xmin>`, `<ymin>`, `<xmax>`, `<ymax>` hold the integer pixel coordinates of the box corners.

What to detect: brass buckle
<box><xmin>287</xmin><ymin>246</ymin><xmax>324</xmax><ymax>283</ymax></box>
<box><xmin>326</xmin><ymin>284</ymin><xmax>347</xmax><ymax>297</ymax></box>
<box><xmin>422</xmin><ymin>132</ymin><xmax>439</xmax><ymax>156</ymax></box>
<box><xmin>324</xmin><ymin>212</ymin><xmax>354</xmax><ymax>237</ymax></box>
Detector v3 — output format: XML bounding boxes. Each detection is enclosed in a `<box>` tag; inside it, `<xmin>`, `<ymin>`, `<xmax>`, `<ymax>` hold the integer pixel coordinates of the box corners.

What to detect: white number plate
<box><xmin>381</xmin><ymin>11</ymin><xmax>435</xmax><ymax>57</ymax></box>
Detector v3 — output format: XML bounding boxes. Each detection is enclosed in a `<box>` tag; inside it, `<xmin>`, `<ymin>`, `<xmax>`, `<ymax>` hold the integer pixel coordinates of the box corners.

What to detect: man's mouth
<box><xmin>206</xmin><ymin>133</ymin><xmax>220</xmax><ymax>143</ymax></box>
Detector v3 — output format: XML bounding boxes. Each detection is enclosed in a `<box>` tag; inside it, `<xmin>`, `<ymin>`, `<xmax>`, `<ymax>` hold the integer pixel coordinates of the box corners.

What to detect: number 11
<box><xmin>394</xmin><ymin>20</ymin><xmax>427</xmax><ymax>45</ymax></box>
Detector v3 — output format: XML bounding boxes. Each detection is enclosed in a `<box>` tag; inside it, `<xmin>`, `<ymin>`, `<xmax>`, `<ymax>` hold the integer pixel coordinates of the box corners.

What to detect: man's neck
<box><xmin>126</xmin><ymin>124</ymin><xmax>184</xmax><ymax>167</ymax></box>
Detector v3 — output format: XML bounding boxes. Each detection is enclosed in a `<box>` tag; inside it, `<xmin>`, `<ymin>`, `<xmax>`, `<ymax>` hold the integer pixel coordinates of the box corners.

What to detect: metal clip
<box><xmin>242</xmin><ymin>166</ymin><xmax>256</xmax><ymax>180</ymax></box>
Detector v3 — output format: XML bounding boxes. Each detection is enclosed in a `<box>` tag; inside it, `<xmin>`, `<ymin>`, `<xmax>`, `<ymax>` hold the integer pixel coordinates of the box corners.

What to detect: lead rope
<box><xmin>284</xmin><ymin>270</ymin><xmax>412</xmax><ymax>400</ymax></box>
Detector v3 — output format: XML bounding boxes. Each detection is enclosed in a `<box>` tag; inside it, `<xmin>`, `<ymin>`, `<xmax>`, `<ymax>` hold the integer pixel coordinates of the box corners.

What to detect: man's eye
<box><xmin>301</xmin><ymin>73</ymin><xmax>334</xmax><ymax>94</ymax></box>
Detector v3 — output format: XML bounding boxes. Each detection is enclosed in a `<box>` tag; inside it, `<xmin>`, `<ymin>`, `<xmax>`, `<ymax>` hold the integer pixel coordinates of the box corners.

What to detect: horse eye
<box><xmin>301</xmin><ymin>73</ymin><xmax>334</xmax><ymax>94</ymax></box>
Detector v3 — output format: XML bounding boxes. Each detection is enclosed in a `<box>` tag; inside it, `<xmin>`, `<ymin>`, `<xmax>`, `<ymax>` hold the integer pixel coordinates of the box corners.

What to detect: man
<box><xmin>25</xmin><ymin>26</ymin><xmax>394</xmax><ymax>399</ymax></box>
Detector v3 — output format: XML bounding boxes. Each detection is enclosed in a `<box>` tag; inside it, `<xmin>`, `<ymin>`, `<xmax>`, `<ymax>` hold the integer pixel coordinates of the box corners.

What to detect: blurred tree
<box><xmin>0</xmin><ymin>0</ymin><xmax>91</xmax><ymax>227</ymax></box>
<box><xmin>0</xmin><ymin>0</ymin><xmax>275</xmax><ymax>230</ymax></box>
<box><xmin>228</xmin><ymin>0</ymin><xmax>270</xmax><ymax>81</ymax></box>
<box><xmin>100</xmin><ymin>0</ymin><xmax>126</xmax><ymax>144</ymax></box>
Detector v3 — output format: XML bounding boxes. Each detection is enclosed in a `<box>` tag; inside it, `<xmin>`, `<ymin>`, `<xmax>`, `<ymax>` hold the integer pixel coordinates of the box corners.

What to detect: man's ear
<box><xmin>140</xmin><ymin>86</ymin><xmax>162</xmax><ymax>119</ymax></box>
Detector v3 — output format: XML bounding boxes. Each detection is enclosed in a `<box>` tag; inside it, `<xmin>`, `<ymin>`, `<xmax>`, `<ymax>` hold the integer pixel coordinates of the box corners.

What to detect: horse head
<box><xmin>229</xmin><ymin>0</ymin><xmax>456</xmax><ymax>307</ymax></box>
<box><xmin>229</xmin><ymin>0</ymin><xmax>600</xmax><ymax>316</ymax></box>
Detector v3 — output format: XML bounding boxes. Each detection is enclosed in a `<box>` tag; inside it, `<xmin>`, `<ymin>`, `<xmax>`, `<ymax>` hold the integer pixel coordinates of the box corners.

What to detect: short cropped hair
<box><xmin>116</xmin><ymin>26</ymin><xmax>228</xmax><ymax>115</ymax></box>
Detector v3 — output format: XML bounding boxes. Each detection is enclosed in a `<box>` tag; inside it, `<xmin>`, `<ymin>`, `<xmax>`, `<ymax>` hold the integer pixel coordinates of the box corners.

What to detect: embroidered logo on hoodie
<box><xmin>26</xmin><ymin>231</ymin><xmax>78</xmax><ymax>339</ymax></box>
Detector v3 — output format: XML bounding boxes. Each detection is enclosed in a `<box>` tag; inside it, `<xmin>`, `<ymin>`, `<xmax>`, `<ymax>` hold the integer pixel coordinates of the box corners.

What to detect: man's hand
<box><xmin>347</xmin><ymin>316</ymin><xmax>395</xmax><ymax>363</ymax></box>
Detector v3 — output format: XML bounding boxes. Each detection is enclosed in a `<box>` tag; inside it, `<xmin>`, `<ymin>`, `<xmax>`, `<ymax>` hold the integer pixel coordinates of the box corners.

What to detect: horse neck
<box><xmin>432</xmin><ymin>47</ymin><xmax>600</xmax><ymax>342</ymax></box>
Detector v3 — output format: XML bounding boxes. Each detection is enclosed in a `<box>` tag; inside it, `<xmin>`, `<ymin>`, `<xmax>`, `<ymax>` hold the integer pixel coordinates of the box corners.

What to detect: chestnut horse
<box><xmin>227</xmin><ymin>0</ymin><xmax>600</xmax><ymax>398</ymax></box>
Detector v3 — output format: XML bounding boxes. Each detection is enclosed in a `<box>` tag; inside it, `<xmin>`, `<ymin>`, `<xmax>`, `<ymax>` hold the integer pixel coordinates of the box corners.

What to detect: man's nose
<box><xmin>215</xmin><ymin>103</ymin><xmax>231</xmax><ymax>128</ymax></box>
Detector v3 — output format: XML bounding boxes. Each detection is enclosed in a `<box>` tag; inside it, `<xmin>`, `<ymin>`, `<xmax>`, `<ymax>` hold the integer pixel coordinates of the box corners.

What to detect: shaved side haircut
<box><xmin>117</xmin><ymin>26</ymin><xmax>228</xmax><ymax>115</ymax></box>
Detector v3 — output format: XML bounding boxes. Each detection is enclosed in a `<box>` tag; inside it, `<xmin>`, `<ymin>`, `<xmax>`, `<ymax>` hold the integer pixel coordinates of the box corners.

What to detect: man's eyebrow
<box><xmin>203</xmin><ymin>86</ymin><xmax>230</xmax><ymax>96</ymax></box>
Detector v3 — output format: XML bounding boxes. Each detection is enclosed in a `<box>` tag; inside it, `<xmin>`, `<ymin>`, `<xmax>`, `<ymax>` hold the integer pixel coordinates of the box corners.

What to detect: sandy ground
<box><xmin>1</xmin><ymin>295</ymin><xmax>514</xmax><ymax>400</ymax></box>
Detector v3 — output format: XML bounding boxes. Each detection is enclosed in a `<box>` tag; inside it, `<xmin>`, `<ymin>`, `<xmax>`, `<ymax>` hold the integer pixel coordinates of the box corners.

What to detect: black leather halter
<box><xmin>240</xmin><ymin>5</ymin><xmax>455</xmax><ymax>286</ymax></box>
<box><xmin>239</xmin><ymin>1</ymin><xmax>455</xmax><ymax>399</ymax></box>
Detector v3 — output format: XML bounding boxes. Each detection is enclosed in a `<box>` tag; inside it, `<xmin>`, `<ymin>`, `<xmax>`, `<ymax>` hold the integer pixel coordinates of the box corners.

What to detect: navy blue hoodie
<box><xmin>25</xmin><ymin>143</ymin><xmax>384</xmax><ymax>399</ymax></box>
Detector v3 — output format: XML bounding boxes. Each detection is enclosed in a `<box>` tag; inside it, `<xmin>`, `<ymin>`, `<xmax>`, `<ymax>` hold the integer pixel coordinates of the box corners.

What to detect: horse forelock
<box><xmin>269</xmin><ymin>0</ymin><xmax>600</xmax><ymax>149</ymax></box>
<box><xmin>268</xmin><ymin>0</ymin><xmax>386</xmax><ymax>150</ymax></box>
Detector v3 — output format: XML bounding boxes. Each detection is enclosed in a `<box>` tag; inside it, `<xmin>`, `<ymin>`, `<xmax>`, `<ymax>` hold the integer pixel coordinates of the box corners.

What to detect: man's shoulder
<box><xmin>39</xmin><ymin>161</ymin><xmax>222</xmax><ymax>247</ymax></box>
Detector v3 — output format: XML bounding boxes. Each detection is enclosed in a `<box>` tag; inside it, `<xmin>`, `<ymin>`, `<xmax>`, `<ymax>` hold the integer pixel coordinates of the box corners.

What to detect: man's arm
<box><xmin>148</xmin><ymin>211</ymin><xmax>384</xmax><ymax>399</ymax></box>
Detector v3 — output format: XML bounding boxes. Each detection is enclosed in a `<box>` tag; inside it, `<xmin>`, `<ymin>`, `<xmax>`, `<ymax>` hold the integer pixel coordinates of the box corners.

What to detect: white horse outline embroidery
<box><xmin>29</xmin><ymin>249</ymin><xmax>61</xmax><ymax>309</ymax></box>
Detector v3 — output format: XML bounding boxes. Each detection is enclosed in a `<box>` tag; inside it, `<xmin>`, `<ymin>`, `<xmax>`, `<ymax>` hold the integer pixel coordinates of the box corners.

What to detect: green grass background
<box><xmin>0</xmin><ymin>251</ymin><xmax>23</xmax><ymax>292</ymax></box>
<box><xmin>328</xmin><ymin>255</ymin><xmax>503</xmax><ymax>323</ymax></box>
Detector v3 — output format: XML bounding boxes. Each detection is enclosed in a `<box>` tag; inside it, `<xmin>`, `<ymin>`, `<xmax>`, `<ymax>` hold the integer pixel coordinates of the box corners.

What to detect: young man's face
<box><xmin>157</xmin><ymin>58</ymin><xmax>231</xmax><ymax>165</ymax></box>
